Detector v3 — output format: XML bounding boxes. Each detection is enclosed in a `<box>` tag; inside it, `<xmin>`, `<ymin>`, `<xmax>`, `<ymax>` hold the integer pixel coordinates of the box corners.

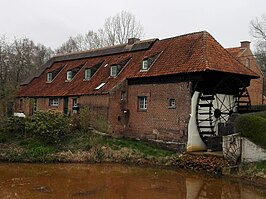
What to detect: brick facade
<box><xmin>107</xmin><ymin>81</ymin><xmax>192</xmax><ymax>143</ymax></box>
<box><xmin>15</xmin><ymin>32</ymin><xmax>259</xmax><ymax>149</ymax></box>
<box><xmin>227</xmin><ymin>42</ymin><xmax>264</xmax><ymax>105</ymax></box>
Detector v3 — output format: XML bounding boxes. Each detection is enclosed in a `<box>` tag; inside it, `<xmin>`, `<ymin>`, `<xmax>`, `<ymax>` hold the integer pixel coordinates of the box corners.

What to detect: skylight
<box><xmin>95</xmin><ymin>82</ymin><xmax>106</xmax><ymax>90</ymax></box>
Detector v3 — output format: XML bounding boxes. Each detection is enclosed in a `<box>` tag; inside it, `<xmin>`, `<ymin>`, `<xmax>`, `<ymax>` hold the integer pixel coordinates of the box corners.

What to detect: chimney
<box><xmin>241</xmin><ymin>41</ymin><xmax>251</xmax><ymax>49</ymax></box>
<box><xmin>127</xmin><ymin>38</ymin><xmax>140</xmax><ymax>45</ymax></box>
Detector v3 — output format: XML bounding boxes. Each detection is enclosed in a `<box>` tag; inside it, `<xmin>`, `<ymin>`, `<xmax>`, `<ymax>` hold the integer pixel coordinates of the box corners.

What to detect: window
<box><xmin>168</xmin><ymin>98</ymin><xmax>176</xmax><ymax>108</ymax></box>
<box><xmin>66</xmin><ymin>71</ymin><xmax>72</xmax><ymax>81</ymax></box>
<box><xmin>138</xmin><ymin>96</ymin><xmax>147</xmax><ymax>110</ymax></box>
<box><xmin>47</xmin><ymin>73</ymin><xmax>53</xmax><ymax>82</ymax></box>
<box><xmin>72</xmin><ymin>98</ymin><xmax>79</xmax><ymax>113</ymax></box>
<box><xmin>73</xmin><ymin>98</ymin><xmax>78</xmax><ymax>107</ymax></box>
<box><xmin>121</xmin><ymin>91</ymin><xmax>126</xmax><ymax>101</ymax></box>
<box><xmin>140</xmin><ymin>52</ymin><xmax>161</xmax><ymax>72</ymax></box>
<box><xmin>49</xmin><ymin>98</ymin><xmax>59</xmax><ymax>106</ymax></box>
<box><xmin>19</xmin><ymin>98</ymin><xmax>23</xmax><ymax>110</ymax></box>
<box><xmin>110</xmin><ymin>65</ymin><xmax>118</xmax><ymax>77</ymax></box>
<box><xmin>141</xmin><ymin>59</ymin><xmax>149</xmax><ymax>70</ymax></box>
<box><xmin>84</xmin><ymin>69</ymin><xmax>92</xmax><ymax>80</ymax></box>
<box><xmin>33</xmin><ymin>98</ymin><xmax>37</xmax><ymax>112</ymax></box>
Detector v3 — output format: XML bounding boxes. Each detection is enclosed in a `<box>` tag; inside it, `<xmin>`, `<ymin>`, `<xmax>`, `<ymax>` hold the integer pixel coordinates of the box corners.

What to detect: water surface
<box><xmin>0</xmin><ymin>163</ymin><xmax>265</xmax><ymax>199</ymax></box>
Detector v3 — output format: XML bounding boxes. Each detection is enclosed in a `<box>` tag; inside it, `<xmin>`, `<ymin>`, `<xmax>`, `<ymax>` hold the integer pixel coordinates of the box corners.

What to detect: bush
<box><xmin>26</xmin><ymin>110</ymin><xmax>70</xmax><ymax>145</ymax></box>
<box><xmin>70</xmin><ymin>106</ymin><xmax>109</xmax><ymax>133</ymax></box>
<box><xmin>0</xmin><ymin>133</ymin><xmax>7</xmax><ymax>143</ymax></box>
<box><xmin>235</xmin><ymin>111</ymin><xmax>266</xmax><ymax>149</ymax></box>
<box><xmin>0</xmin><ymin>116</ymin><xmax>25</xmax><ymax>137</ymax></box>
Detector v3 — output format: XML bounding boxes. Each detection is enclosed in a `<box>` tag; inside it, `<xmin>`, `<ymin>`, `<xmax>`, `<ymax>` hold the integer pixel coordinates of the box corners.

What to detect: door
<box><xmin>63</xmin><ymin>97</ymin><xmax>68</xmax><ymax>115</ymax></box>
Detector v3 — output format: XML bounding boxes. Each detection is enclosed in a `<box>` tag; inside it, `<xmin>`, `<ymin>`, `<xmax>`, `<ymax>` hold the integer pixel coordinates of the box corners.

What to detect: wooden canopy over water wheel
<box><xmin>195</xmin><ymin>77</ymin><xmax>251</xmax><ymax>145</ymax></box>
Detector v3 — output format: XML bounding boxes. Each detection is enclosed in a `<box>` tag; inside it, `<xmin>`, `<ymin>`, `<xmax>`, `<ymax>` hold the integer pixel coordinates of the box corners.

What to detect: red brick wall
<box><xmin>237</xmin><ymin>47</ymin><xmax>264</xmax><ymax>105</ymax></box>
<box><xmin>14</xmin><ymin>97</ymin><xmax>33</xmax><ymax>116</ymax></box>
<box><xmin>109</xmin><ymin>81</ymin><xmax>192</xmax><ymax>143</ymax></box>
<box><xmin>14</xmin><ymin>94</ymin><xmax>110</xmax><ymax>117</ymax></box>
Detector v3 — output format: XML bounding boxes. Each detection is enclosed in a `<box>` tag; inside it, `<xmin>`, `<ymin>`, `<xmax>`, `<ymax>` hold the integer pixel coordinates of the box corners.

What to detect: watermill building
<box><xmin>15</xmin><ymin>31</ymin><xmax>261</xmax><ymax>151</ymax></box>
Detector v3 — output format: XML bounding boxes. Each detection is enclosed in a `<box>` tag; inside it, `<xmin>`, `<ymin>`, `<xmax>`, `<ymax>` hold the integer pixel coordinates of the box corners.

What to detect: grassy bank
<box><xmin>0</xmin><ymin>126</ymin><xmax>182</xmax><ymax>167</ymax></box>
<box><xmin>0</xmin><ymin>111</ymin><xmax>265</xmax><ymax>180</ymax></box>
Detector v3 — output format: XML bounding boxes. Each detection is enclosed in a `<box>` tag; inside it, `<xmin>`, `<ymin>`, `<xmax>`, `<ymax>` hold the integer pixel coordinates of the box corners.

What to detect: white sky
<box><xmin>1</xmin><ymin>0</ymin><xmax>265</xmax><ymax>50</ymax></box>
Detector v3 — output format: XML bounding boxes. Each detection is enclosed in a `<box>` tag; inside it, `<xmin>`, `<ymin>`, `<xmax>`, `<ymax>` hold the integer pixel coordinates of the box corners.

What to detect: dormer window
<box><xmin>46</xmin><ymin>65</ymin><xmax>65</xmax><ymax>83</ymax></box>
<box><xmin>110</xmin><ymin>65</ymin><xmax>118</xmax><ymax>77</ymax></box>
<box><xmin>47</xmin><ymin>73</ymin><xmax>53</xmax><ymax>82</ymax></box>
<box><xmin>140</xmin><ymin>52</ymin><xmax>161</xmax><ymax>72</ymax></box>
<box><xmin>66</xmin><ymin>71</ymin><xmax>72</xmax><ymax>81</ymax></box>
<box><xmin>141</xmin><ymin>59</ymin><xmax>149</xmax><ymax>70</ymax></box>
<box><xmin>84</xmin><ymin>69</ymin><xmax>92</xmax><ymax>80</ymax></box>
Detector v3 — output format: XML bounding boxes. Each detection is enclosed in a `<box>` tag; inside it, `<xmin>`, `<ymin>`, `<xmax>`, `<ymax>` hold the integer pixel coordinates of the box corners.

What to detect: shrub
<box><xmin>0</xmin><ymin>116</ymin><xmax>25</xmax><ymax>137</ymax></box>
<box><xmin>26</xmin><ymin>110</ymin><xmax>70</xmax><ymax>145</ymax></box>
<box><xmin>0</xmin><ymin>133</ymin><xmax>7</xmax><ymax>143</ymax></box>
<box><xmin>72</xmin><ymin>106</ymin><xmax>109</xmax><ymax>133</ymax></box>
<box><xmin>235</xmin><ymin>112</ymin><xmax>266</xmax><ymax>149</ymax></box>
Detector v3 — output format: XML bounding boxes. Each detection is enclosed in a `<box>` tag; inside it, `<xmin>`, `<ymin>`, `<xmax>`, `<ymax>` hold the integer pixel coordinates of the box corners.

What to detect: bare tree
<box><xmin>250</xmin><ymin>13</ymin><xmax>266</xmax><ymax>95</ymax></box>
<box><xmin>56</xmin><ymin>11</ymin><xmax>144</xmax><ymax>54</ymax></box>
<box><xmin>55</xmin><ymin>36</ymin><xmax>80</xmax><ymax>54</ymax></box>
<box><xmin>0</xmin><ymin>36</ymin><xmax>53</xmax><ymax>116</ymax></box>
<box><xmin>103</xmin><ymin>11</ymin><xmax>143</xmax><ymax>46</ymax></box>
<box><xmin>250</xmin><ymin>13</ymin><xmax>266</xmax><ymax>48</ymax></box>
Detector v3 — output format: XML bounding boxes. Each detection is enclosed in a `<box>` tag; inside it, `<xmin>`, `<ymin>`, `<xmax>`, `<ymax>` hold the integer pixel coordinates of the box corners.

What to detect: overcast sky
<box><xmin>1</xmin><ymin>0</ymin><xmax>265</xmax><ymax>50</ymax></box>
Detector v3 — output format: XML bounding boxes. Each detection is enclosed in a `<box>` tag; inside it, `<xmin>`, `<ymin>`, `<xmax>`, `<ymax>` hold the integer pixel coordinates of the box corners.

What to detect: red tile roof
<box><xmin>226</xmin><ymin>47</ymin><xmax>245</xmax><ymax>58</ymax></box>
<box><xmin>17</xmin><ymin>31</ymin><xmax>259</xmax><ymax>97</ymax></box>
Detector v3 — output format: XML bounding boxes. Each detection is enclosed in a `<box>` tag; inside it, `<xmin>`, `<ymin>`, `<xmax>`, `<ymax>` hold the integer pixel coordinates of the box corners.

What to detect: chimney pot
<box><xmin>241</xmin><ymin>41</ymin><xmax>251</xmax><ymax>49</ymax></box>
<box><xmin>128</xmin><ymin>38</ymin><xmax>140</xmax><ymax>45</ymax></box>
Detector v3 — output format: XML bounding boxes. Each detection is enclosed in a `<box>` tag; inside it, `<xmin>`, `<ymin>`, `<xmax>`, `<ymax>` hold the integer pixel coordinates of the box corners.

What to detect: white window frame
<box><xmin>47</xmin><ymin>73</ymin><xmax>53</xmax><ymax>82</ymax></box>
<box><xmin>168</xmin><ymin>98</ymin><xmax>176</xmax><ymax>108</ymax></box>
<box><xmin>73</xmin><ymin>98</ymin><xmax>78</xmax><ymax>107</ymax></box>
<box><xmin>110</xmin><ymin>65</ymin><xmax>118</xmax><ymax>77</ymax></box>
<box><xmin>84</xmin><ymin>68</ymin><xmax>92</xmax><ymax>80</ymax></box>
<box><xmin>141</xmin><ymin>59</ymin><xmax>149</xmax><ymax>71</ymax></box>
<box><xmin>49</xmin><ymin>98</ymin><xmax>59</xmax><ymax>107</ymax></box>
<box><xmin>66</xmin><ymin>71</ymin><xmax>72</xmax><ymax>81</ymax></box>
<box><xmin>138</xmin><ymin>96</ymin><xmax>147</xmax><ymax>110</ymax></box>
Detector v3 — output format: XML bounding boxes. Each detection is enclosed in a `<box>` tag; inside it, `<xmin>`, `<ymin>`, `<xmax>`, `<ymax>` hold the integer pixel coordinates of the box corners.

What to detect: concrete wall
<box><xmin>223</xmin><ymin>134</ymin><xmax>266</xmax><ymax>163</ymax></box>
<box><xmin>241</xmin><ymin>137</ymin><xmax>266</xmax><ymax>162</ymax></box>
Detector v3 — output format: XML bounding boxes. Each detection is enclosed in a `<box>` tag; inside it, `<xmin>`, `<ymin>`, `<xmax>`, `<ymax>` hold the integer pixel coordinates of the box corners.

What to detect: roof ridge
<box><xmin>202</xmin><ymin>31</ymin><xmax>209</xmax><ymax>69</ymax></box>
<box><xmin>159</xmin><ymin>30</ymin><xmax>208</xmax><ymax>42</ymax></box>
<box><xmin>54</xmin><ymin>38</ymin><xmax>158</xmax><ymax>58</ymax></box>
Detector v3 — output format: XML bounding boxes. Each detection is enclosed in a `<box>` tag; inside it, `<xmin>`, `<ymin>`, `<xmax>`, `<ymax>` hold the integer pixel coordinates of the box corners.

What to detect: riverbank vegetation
<box><xmin>0</xmin><ymin>110</ymin><xmax>230</xmax><ymax>174</ymax></box>
<box><xmin>235</xmin><ymin>111</ymin><xmax>266</xmax><ymax>149</ymax></box>
<box><xmin>1</xmin><ymin>110</ymin><xmax>266</xmax><ymax>182</ymax></box>
<box><xmin>0</xmin><ymin>110</ymin><xmax>176</xmax><ymax>164</ymax></box>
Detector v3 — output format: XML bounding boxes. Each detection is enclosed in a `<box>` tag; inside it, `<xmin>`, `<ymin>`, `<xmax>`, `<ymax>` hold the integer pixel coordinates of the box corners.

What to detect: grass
<box><xmin>63</xmin><ymin>130</ymin><xmax>175</xmax><ymax>158</ymax></box>
<box><xmin>235</xmin><ymin>111</ymin><xmax>266</xmax><ymax>149</ymax></box>
<box><xmin>241</xmin><ymin>160</ymin><xmax>266</xmax><ymax>177</ymax></box>
<box><xmin>102</xmin><ymin>137</ymin><xmax>175</xmax><ymax>157</ymax></box>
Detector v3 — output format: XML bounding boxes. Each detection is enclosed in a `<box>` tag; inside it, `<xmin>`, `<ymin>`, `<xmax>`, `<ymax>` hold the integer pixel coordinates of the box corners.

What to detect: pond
<box><xmin>0</xmin><ymin>163</ymin><xmax>265</xmax><ymax>199</ymax></box>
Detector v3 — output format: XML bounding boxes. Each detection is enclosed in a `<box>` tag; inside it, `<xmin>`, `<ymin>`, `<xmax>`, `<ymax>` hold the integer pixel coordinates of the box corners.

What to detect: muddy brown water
<box><xmin>0</xmin><ymin>163</ymin><xmax>265</xmax><ymax>199</ymax></box>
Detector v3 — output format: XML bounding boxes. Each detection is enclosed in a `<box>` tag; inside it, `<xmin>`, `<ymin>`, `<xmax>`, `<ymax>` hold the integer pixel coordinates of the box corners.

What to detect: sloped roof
<box><xmin>226</xmin><ymin>47</ymin><xmax>246</xmax><ymax>58</ymax></box>
<box><xmin>17</xmin><ymin>31</ymin><xmax>259</xmax><ymax>97</ymax></box>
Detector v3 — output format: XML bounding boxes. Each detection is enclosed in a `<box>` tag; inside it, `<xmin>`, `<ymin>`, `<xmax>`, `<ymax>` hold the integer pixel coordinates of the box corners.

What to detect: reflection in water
<box><xmin>0</xmin><ymin>163</ymin><xmax>265</xmax><ymax>199</ymax></box>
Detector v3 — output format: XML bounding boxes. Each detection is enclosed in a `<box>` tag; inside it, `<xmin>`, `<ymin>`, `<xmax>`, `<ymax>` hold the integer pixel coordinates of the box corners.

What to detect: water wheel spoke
<box><xmin>216</xmin><ymin>95</ymin><xmax>231</xmax><ymax>112</ymax></box>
